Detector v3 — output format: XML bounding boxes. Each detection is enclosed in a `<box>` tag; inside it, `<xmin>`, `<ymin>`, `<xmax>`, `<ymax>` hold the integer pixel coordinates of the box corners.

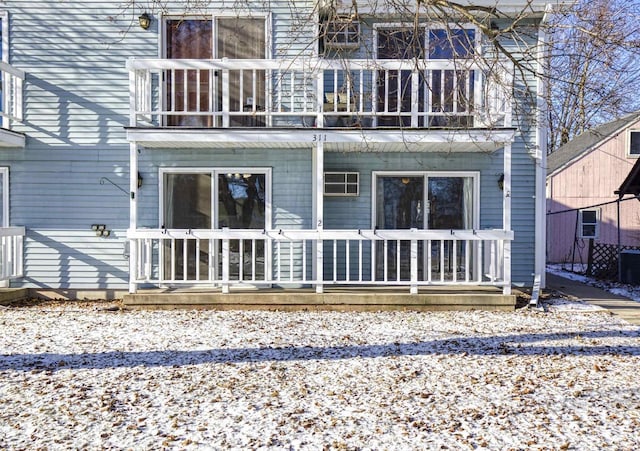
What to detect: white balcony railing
<box><xmin>0</xmin><ymin>227</ymin><xmax>25</xmax><ymax>283</ymax></box>
<box><xmin>128</xmin><ymin>228</ymin><xmax>513</xmax><ymax>293</ymax></box>
<box><xmin>127</xmin><ymin>58</ymin><xmax>512</xmax><ymax>130</ymax></box>
<box><xmin>0</xmin><ymin>61</ymin><xmax>25</xmax><ymax>130</ymax></box>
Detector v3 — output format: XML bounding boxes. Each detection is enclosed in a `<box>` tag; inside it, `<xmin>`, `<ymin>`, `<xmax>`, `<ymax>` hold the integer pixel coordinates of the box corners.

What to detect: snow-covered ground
<box><xmin>547</xmin><ymin>264</ymin><xmax>640</xmax><ymax>302</ymax></box>
<box><xmin>1</xmin><ymin>303</ymin><xmax>639</xmax><ymax>449</ymax></box>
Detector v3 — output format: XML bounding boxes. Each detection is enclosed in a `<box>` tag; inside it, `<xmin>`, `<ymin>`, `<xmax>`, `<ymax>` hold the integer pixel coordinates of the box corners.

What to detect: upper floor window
<box><xmin>428</xmin><ymin>28</ymin><xmax>475</xmax><ymax>59</ymax></box>
<box><xmin>375</xmin><ymin>25</ymin><xmax>476</xmax><ymax>60</ymax></box>
<box><xmin>629</xmin><ymin>130</ymin><xmax>640</xmax><ymax>157</ymax></box>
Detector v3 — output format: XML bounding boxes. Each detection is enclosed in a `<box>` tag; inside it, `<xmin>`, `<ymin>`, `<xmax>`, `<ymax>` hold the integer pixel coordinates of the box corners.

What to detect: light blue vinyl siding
<box><xmin>138</xmin><ymin>147</ymin><xmax>313</xmax><ymax>230</ymax></box>
<box><xmin>5</xmin><ymin>1</ymin><xmax>149</xmax><ymax>289</ymax></box>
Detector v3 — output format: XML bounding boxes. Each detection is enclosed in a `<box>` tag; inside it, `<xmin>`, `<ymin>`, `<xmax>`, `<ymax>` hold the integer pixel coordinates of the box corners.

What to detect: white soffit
<box><xmin>126</xmin><ymin>128</ymin><xmax>515</xmax><ymax>152</ymax></box>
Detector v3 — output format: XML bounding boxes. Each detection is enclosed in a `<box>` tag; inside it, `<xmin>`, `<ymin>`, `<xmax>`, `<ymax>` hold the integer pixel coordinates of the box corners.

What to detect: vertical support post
<box><xmin>411</xmin><ymin>70</ymin><xmax>419</xmax><ymax>128</ymax></box>
<box><xmin>617</xmin><ymin>198</ymin><xmax>622</xmax><ymax>282</ymax></box>
<box><xmin>503</xmin><ymin>143</ymin><xmax>512</xmax><ymax>295</ymax></box>
<box><xmin>222</xmin><ymin>67</ymin><xmax>230</xmax><ymax>128</ymax></box>
<box><xmin>535</xmin><ymin>5</ymin><xmax>551</xmax><ymax>290</ymax></box>
<box><xmin>128</xmin><ymin>143</ymin><xmax>138</xmax><ymax>294</ymax></box>
<box><xmin>410</xmin><ymin>231</ymin><xmax>418</xmax><ymax>295</ymax></box>
<box><xmin>316</xmin><ymin>70</ymin><xmax>324</xmax><ymax>128</ymax></box>
<box><xmin>312</xmin><ymin>142</ymin><xmax>324</xmax><ymax>293</ymax></box>
<box><xmin>222</xmin><ymin>227</ymin><xmax>230</xmax><ymax>294</ymax></box>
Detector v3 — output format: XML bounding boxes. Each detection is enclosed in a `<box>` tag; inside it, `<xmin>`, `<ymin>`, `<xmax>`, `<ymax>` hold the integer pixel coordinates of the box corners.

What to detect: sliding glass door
<box><xmin>163</xmin><ymin>169</ymin><xmax>269</xmax><ymax>283</ymax></box>
<box><xmin>374</xmin><ymin>172</ymin><xmax>477</xmax><ymax>281</ymax></box>
<box><xmin>164</xmin><ymin>17</ymin><xmax>266</xmax><ymax>127</ymax></box>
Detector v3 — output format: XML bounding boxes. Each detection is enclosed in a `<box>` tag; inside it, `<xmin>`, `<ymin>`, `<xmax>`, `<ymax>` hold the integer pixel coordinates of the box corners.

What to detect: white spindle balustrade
<box><xmin>127</xmin><ymin>58</ymin><xmax>512</xmax><ymax>129</ymax></box>
<box><xmin>127</xmin><ymin>228</ymin><xmax>512</xmax><ymax>293</ymax></box>
<box><xmin>0</xmin><ymin>227</ymin><xmax>25</xmax><ymax>283</ymax></box>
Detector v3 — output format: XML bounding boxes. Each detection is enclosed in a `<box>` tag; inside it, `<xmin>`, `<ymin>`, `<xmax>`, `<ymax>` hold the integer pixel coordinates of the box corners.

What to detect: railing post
<box><xmin>0</xmin><ymin>236</ymin><xmax>8</xmax><ymax>286</ymax></box>
<box><xmin>222</xmin><ymin>227</ymin><xmax>230</xmax><ymax>294</ymax></box>
<box><xmin>2</xmin><ymin>75</ymin><xmax>9</xmax><ymax>129</ymax></box>
<box><xmin>16</xmin><ymin>234</ymin><xmax>24</xmax><ymax>279</ymax></box>
<box><xmin>410</xmin><ymin>230</ymin><xmax>418</xmax><ymax>295</ymax></box>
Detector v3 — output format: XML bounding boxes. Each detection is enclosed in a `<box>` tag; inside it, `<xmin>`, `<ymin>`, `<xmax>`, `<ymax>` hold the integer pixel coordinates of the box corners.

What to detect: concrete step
<box><xmin>0</xmin><ymin>288</ymin><xmax>29</xmax><ymax>305</ymax></box>
<box><xmin>124</xmin><ymin>290</ymin><xmax>516</xmax><ymax>312</ymax></box>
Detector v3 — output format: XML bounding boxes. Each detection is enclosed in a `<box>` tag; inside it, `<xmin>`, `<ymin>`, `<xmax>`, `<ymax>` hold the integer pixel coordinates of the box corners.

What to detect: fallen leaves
<box><xmin>0</xmin><ymin>307</ymin><xmax>638</xmax><ymax>449</ymax></box>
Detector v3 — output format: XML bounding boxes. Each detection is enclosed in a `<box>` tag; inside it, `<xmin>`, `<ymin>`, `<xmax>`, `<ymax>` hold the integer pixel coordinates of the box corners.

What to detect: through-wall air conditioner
<box><xmin>324</xmin><ymin>172</ymin><xmax>359</xmax><ymax>196</ymax></box>
<box><xmin>323</xmin><ymin>16</ymin><xmax>360</xmax><ymax>49</ymax></box>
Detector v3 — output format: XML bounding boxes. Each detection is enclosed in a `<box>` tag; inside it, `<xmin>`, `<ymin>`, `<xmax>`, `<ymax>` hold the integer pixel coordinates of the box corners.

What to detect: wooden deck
<box><xmin>123</xmin><ymin>286</ymin><xmax>516</xmax><ymax>311</ymax></box>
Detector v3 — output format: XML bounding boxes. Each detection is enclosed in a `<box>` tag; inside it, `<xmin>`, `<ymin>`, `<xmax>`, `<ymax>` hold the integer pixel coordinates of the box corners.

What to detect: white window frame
<box><xmin>0</xmin><ymin>167</ymin><xmax>8</xmax><ymax>227</ymax></box>
<box><xmin>578</xmin><ymin>208</ymin><xmax>600</xmax><ymax>239</ymax></box>
<box><xmin>628</xmin><ymin>129</ymin><xmax>640</xmax><ymax>158</ymax></box>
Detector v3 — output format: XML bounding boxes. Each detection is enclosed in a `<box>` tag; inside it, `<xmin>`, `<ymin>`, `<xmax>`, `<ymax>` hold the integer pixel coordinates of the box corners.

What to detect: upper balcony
<box><xmin>0</xmin><ymin>61</ymin><xmax>25</xmax><ymax>148</ymax></box>
<box><xmin>127</xmin><ymin>57</ymin><xmax>514</xmax><ymax>151</ymax></box>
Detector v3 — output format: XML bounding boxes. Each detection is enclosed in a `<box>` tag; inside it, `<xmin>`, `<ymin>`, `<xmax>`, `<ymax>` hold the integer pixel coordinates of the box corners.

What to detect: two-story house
<box><xmin>0</xmin><ymin>1</ymin><xmax>557</xmax><ymax>308</ymax></box>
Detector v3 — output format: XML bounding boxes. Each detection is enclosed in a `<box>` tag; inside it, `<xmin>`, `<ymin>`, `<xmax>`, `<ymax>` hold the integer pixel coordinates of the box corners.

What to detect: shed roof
<box><xmin>547</xmin><ymin>112</ymin><xmax>640</xmax><ymax>176</ymax></box>
<box><xmin>617</xmin><ymin>157</ymin><xmax>640</xmax><ymax>198</ymax></box>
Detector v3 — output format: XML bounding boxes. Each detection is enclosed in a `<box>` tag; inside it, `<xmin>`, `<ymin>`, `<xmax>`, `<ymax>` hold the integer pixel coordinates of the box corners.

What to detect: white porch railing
<box><xmin>0</xmin><ymin>61</ymin><xmax>25</xmax><ymax>129</ymax></box>
<box><xmin>127</xmin><ymin>228</ymin><xmax>513</xmax><ymax>294</ymax></box>
<box><xmin>127</xmin><ymin>58</ymin><xmax>512</xmax><ymax>129</ymax></box>
<box><xmin>0</xmin><ymin>227</ymin><xmax>25</xmax><ymax>283</ymax></box>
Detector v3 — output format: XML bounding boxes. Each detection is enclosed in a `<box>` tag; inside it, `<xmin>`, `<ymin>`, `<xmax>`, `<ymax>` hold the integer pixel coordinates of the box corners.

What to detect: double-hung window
<box><xmin>578</xmin><ymin>209</ymin><xmax>599</xmax><ymax>239</ymax></box>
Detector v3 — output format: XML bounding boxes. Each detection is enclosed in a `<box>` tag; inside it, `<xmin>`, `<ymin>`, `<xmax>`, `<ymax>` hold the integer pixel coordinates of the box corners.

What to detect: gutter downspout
<box><xmin>531</xmin><ymin>3</ymin><xmax>553</xmax><ymax>307</ymax></box>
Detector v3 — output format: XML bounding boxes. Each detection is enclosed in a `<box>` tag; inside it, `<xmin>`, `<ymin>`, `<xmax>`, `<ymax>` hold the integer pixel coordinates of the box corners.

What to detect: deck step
<box><xmin>124</xmin><ymin>291</ymin><xmax>516</xmax><ymax>311</ymax></box>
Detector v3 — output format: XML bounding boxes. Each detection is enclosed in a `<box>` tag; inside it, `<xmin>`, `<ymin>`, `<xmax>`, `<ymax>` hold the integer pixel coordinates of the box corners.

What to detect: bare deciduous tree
<box><xmin>545</xmin><ymin>0</ymin><xmax>640</xmax><ymax>152</ymax></box>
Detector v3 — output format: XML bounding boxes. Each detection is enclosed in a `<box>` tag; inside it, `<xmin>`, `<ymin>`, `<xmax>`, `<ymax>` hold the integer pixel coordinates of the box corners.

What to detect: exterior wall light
<box><xmin>138</xmin><ymin>13</ymin><xmax>152</xmax><ymax>30</ymax></box>
<box><xmin>137</xmin><ymin>171</ymin><xmax>143</xmax><ymax>188</ymax></box>
<box><xmin>498</xmin><ymin>173</ymin><xmax>505</xmax><ymax>190</ymax></box>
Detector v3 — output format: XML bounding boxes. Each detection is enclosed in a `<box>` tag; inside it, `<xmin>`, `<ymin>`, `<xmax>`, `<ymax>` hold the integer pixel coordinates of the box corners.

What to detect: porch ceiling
<box><xmin>126</xmin><ymin>127</ymin><xmax>516</xmax><ymax>153</ymax></box>
<box><xmin>0</xmin><ymin>128</ymin><xmax>25</xmax><ymax>148</ymax></box>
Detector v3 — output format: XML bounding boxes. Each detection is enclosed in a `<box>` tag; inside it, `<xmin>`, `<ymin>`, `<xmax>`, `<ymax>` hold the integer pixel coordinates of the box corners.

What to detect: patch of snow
<box><xmin>1</xmin><ymin>306</ymin><xmax>639</xmax><ymax>449</ymax></box>
<box><xmin>542</xmin><ymin>297</ymin><xmax>605</xmax><ymax>312</ymax></box>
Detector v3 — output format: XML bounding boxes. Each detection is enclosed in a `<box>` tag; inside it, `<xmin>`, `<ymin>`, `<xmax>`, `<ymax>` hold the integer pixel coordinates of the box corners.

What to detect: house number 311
<box><xmin>312</xmin><ymin>134</ymin><xmax>327</xmax><ymax>142</ymax></box>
